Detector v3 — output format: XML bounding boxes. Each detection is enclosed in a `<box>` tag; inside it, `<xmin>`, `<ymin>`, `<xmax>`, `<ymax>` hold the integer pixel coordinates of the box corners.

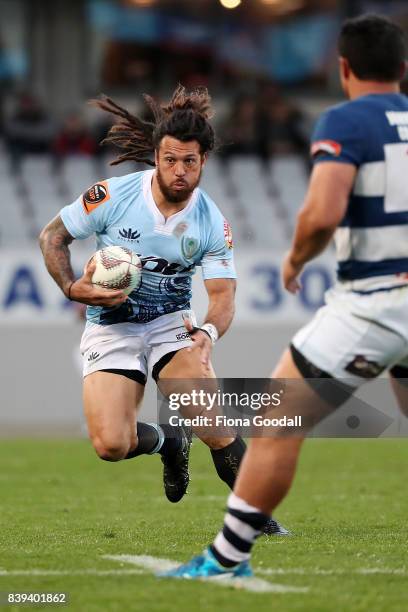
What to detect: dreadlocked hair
<box><xmin>91</xmin><ymin>85</ymin><xmax>216</xmax><ymax>167</ymax></box>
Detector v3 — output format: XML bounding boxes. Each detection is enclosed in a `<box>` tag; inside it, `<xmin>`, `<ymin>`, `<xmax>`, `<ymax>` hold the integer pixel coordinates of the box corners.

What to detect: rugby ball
<box><xmin>89</xmin><ymin>246</ymin><xmax>142</xmax><ymax>295</ymax></box>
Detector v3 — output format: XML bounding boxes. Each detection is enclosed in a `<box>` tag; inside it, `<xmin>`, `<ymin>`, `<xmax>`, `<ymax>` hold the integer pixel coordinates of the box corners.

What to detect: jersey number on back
<box><xmin>384</xmin><ymin>143</ymin><xmax>408</xmax><ymax>213</ymax></box>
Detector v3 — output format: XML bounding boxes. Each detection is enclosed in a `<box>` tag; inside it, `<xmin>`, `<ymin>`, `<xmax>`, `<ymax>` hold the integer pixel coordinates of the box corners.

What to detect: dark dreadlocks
<box><xmin>91</xmin><ymin>85</ymin><xmax>216</xmax><ymax>167</ymax></box>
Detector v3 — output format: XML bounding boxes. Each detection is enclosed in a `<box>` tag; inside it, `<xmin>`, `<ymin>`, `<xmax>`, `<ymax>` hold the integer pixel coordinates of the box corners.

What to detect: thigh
<box><xmin>389</xmin><ymin>358</ymin><xmax>408</xmax><ymax>417</ymax></box>
<box><xmin>148</xmin><ymin>310</ymin><xmax>217</xmax><ymax>410</ymax></box>
<box><xmin>84</xmin><ymin>371</ymin><xmax>145</xmax><ymax>448</ymax></box>
<box><xmin>270</xmin><ymin>347</ymin><xmax>340</xmax><ymax>434</ymax></box>
<box><xmin>158</xmin><ymin>345</ymin><xmax>216</xmax><ymax>380</ymax></box>
<box><xmin>157</xmin><ymin>348</ymin><xmax>236</xmax><ymax>447</ymax></box>
<box><xmin>146</xmin><ymin>311</ymin><xmax>234</xmax><ymax>444</ymax></box>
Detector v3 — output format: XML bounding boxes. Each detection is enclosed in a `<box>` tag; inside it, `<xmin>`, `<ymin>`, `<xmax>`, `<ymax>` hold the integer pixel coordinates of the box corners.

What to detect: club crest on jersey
<box><xmin>224</xmin><ymin>220</ymin><xmax>233</xmax><ymax>249</ymax></box>
<box><xmin>181</xmin><ymin>236</ymin><xmax>200</xmax><ymax>260</ymax></box>
<box><xmin>82</xmin><ymin>181</ymin><xmax>110</xmax><ymax>214</ymax></box>
<box><xmin>311</xmin><ymin>140</ymin><xmax>342</xmax><ymax>158</ymax></box>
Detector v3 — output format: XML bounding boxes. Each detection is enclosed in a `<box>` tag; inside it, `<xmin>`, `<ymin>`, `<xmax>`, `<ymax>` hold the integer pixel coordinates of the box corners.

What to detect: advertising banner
<box><xmin>0</xmin><ymin>248</ymin><xmax>336</xmax><ymax>324</ymax></box>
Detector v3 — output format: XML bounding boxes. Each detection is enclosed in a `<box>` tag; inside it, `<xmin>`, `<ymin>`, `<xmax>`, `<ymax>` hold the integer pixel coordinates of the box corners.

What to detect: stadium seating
<box><xmin>0</xmin><ymin>150</ymin><xmax>308</xmax><ymax>248</ymax></box>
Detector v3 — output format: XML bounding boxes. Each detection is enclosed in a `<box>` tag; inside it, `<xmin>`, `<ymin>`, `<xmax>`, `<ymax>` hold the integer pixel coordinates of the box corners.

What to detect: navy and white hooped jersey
<box><xmin>311</xmin><ymin>93</ymin><xmax>408</xmax><ymax>287</ymax></box>
<box><xmin>60</xmin><ymin>169</ymin><xmax>236</xmax><ymax>325</ymax></box>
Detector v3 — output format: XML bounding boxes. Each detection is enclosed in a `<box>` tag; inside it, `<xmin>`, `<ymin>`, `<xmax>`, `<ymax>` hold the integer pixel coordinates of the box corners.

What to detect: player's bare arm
<box><xmin>184</xmin><ymin>278</ymin><xmax>236</xmax><ymax>366</ymax></box>
<box><xmin>39</xmin><ymin>215</ymin><xmax>127</xmax><ymax>307</ymax></box>
<box><xmin>203</xmin><ymin>278</ymin><xmax>236</xmax><ymax>337</ymax></box>
<box><xmin>283</xmin><ymin>162</ymin><xmax>356</xmax><ymax>293</ymax></box>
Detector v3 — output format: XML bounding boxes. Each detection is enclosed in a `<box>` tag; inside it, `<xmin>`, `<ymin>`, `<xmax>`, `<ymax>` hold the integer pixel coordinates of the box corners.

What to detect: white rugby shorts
<box><xmin>80</xmin><ymin>310</ymin><xmax>196</xmax><ymax>380</ymax></box>
<box><xmin>292</xmin><ymin>283</ymin><xmax>408</xmax><ymax>387</ymax></box>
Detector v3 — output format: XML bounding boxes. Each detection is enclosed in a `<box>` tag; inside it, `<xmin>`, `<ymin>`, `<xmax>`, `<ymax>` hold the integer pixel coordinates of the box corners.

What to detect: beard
<box><xmin>156</xmin><ymin>167</ymin><xmax>202</xmax><ymax>203</ymax></box>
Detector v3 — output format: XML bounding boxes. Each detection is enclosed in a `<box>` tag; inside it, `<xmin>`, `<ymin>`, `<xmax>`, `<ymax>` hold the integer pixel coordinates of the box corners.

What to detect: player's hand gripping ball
<box><xmin>89</xmin><ymin>246</ymin><xmax>142</xmax><ymax>295</ymax></box>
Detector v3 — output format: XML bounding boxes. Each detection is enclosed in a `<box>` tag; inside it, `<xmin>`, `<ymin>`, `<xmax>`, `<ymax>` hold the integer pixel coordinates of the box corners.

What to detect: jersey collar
<box><xmin>142</xmin><ymin>169</ymin><xmax>198</xmax><ymax>235</ymax></box>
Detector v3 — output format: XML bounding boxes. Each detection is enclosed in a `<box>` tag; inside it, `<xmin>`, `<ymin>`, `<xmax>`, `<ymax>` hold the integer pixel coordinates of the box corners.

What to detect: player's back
<box><xmin>312</xmin><ymin>93</ymin><xmax>408</xmax><ymax>286</ymax></box>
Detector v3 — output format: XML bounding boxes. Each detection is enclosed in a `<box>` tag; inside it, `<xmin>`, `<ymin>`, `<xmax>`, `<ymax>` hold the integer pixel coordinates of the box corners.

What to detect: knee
<box><xmin>92</xmin><ymin>436</ymin><xmax>130</xmax><ymax>462</ymax></box>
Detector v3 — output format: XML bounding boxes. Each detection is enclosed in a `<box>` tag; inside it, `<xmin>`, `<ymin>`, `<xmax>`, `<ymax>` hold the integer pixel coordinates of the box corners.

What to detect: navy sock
<box><xmin>125</xmin><ymin>422</ymin><xmax>161</xmax><ymax>458</ymax></box>
<box><xmin>158</xmin><ymin>423</ymin><xmax>182</xmax><ymax>457</ymax></box>
<box><xmin>211</xmin><ymin>493</ymin><xmax>269</xmax><ymax>567</ymax></box>
<box><xmin>210</xmin><ymin>436</ymin><xmax>246</xmax><ymax>489</ymax></box>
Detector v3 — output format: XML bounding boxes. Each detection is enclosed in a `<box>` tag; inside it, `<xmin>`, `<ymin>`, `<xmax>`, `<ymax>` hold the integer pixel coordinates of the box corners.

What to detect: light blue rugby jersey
<box><xmin>311</xmin><ymin>93</ymin><xmax>408</xmax><ymax>287</ymax></box>
<box><xmin>60</xmin><ymin>169</ymin><xmax>236</xmax><ymax>324</ymax></box>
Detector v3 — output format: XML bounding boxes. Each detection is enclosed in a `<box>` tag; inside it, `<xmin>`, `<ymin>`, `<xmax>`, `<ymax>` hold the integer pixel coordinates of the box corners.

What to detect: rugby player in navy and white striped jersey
<box><xmin>164</xmin><ymin>14</ymin><xmax>408</xmax><ymax>579</ymax></box>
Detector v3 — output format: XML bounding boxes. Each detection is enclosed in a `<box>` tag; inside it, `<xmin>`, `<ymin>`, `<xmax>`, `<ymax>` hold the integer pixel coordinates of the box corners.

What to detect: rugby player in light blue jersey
<box><xmin>163</xmin><ymin>15</ymin><xmax>408</xmax><ymax>580</ymax></box>
<box><xmin>39</xmin><ymin>86</ymin><xmax>287</xmax><ymax>535</ymax></box>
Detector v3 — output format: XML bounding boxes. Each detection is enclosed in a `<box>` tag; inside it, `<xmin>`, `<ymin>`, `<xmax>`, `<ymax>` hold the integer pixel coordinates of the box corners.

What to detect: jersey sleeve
<box><xmin>201</xmin><ymin>215</ymin><xmax>236</xmax><ymax>280</ymax></box>
<box><xmin>59</xmin><ymin>179</ymin><xmax>113</xmax><ymax>239</ymax></box>
<box><xmin>310</xmin><ymin>106</ymin><xmax>364</xmax><ymax>166</ymax></box>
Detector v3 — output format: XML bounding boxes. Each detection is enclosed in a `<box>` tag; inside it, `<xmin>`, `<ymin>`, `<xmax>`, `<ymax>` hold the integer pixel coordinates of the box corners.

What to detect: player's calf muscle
<box><xmin>235</xmin><ymin>438</ymin><xmax>303</xmax><ymax>513</ymax></box>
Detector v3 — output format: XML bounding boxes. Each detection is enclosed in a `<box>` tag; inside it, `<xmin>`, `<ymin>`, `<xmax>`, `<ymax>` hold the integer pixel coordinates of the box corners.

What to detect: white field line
<box><xmin>104</xmin><ymin>554</ymin><xmax>178</xmax><ymax>574</ymax></box>
<box><xmin>2</xmin><ymin>560</ymin><xmax>404</xmax><ymax>588</ymax></box>
<box><xmin>104</xmin><ymin>554</ymin><xmax>308</xmax><ymax>594</ymax></box>
<box><xmin>357</xmin><ymin>568</ymin><xmax>408</xmax><ymax>576</ymax></box>
<box><xmin>258</xmin><ymin>567</ymin><xmax>408</xmax><ymax>577</ymax></box>
<box><xmin>0</xmin><ymin>569</ymin><xmax>143</xmax><ymax>577</ymax></box>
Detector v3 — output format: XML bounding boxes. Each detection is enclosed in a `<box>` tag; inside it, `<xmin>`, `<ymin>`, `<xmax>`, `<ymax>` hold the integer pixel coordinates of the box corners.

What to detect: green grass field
<box><xmin>1</xmin><ymin>438</ymin><xmax>407</xmax><ymax>611</ymax></box>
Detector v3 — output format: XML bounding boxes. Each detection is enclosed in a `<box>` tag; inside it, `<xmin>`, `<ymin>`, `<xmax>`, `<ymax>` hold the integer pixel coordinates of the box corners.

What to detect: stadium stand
<box><xmin>0</xmin><ymin>149</ymin><xmax>308</xmax><ymax>248</ymax></box>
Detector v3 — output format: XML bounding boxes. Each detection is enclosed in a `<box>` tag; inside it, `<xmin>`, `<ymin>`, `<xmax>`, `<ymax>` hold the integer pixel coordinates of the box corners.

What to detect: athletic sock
<box><xmin>125</xmin><ymin>423</ymin><xmax>183</xmax><ymax>459</ymax></box>
<box><xmin>210</xmin><ymin>492</ymin><xmax>270</xmax><ymax>567</ymax></box>
<box><xmin>210</xmin><ymin>435</ymin><xmax>246</xmax><ymax>488</ymax></box>
<box><xmin>125</xmin><ymin>422</ymin><xmax>163</xmax><ymax>458</ymax></box>
<box><xmin>157</xmin><ymin>423</ymin><xmax>183</xmax><ymax>458</ymax></box>
<box><xmin>125</xmin><ymin>422</ymin><xmax>183</xmax><ymax>459</ymax></box>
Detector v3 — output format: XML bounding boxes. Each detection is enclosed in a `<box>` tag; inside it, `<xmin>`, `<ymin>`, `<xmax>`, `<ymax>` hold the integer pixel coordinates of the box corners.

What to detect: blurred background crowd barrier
<box><xmin>0</xmin><ymin>0</ymin><xmax>406</xmax><ymax>433</ymax></box>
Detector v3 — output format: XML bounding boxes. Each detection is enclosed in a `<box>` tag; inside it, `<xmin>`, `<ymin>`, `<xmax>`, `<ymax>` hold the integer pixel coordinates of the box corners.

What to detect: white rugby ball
<box><xmin>89</xmin><ymin>246</ymin><xmax>142</xmax><ymax>295</ymax></box>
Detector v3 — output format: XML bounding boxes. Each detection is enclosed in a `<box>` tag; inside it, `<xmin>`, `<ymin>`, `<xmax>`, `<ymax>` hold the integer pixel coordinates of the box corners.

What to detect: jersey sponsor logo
<box><xmin>87</xmin><ymin>351</ymin><xmax>100</xmax><ymax>362</ymax></box>
<box><xmin>176</xmin><ymin>331</ymin><xmax>191</xmax><ymax>341</ymax></box>
<box><xmin>82</xmin><ymin>181</ymin><xmax>110</xmax><ymax>214</ymax></box>
<box><xmin>311</xmin><ymin>140</ymin><xmax>342</xmax><ymax>158</ymax></box>
<box><xmin>173</xmin><ymin>222</ymin><xmax>188</xmax><ymax>238</ymax></box>
<box><xmin>139</xmin><ymin>255</ymin><xmax>195</xmax><ymax>276</ymax></box>
<box><xmin>224</xmin><ymin>220</ymin><xmax>233</xmax><ymax>249</ymax></box>
<box><xmin>119</xmin><ymin>227</ymin><xmax>141</xmax><ymax>241</ymax></box>
<box><xmin>181</xmin><ymin>236</ymin><xmax>200</xmax><ymax>260</ymax></box>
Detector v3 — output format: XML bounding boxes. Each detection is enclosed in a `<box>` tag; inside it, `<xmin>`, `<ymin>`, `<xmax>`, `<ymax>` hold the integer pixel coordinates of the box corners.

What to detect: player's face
<box><xmin>155</xmin><ymin>136</ymin><xmax>206</xmax><ymax>203</ymax></box>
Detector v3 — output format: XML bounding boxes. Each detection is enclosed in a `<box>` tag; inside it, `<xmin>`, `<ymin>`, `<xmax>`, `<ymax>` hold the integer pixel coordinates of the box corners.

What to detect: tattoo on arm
<box><xmin>39</xmin><ymin>215</ymin><xmax>75</xmax><ymax>296</ymax></box>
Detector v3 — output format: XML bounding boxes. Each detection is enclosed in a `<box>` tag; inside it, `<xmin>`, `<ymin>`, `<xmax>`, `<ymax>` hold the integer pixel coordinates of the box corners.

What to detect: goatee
<box><xmin>156</xmin><ymin>167</ymin><xmax>201</xmax><ymax>203</ymax></box>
